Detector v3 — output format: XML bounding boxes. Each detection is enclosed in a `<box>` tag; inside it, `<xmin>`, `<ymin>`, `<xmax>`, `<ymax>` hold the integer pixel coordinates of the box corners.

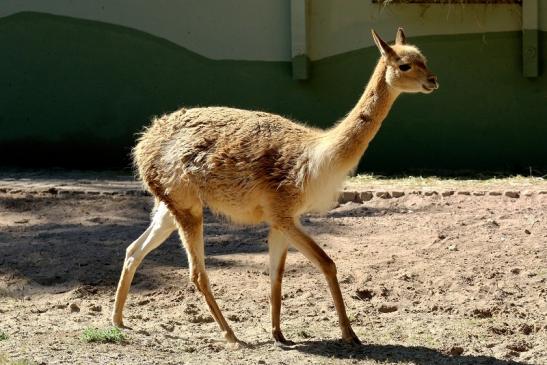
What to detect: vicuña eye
<box><xmin>398</xmin><ymin>64</ymin><xmax>411</xmax><ymax>72</ymax></box>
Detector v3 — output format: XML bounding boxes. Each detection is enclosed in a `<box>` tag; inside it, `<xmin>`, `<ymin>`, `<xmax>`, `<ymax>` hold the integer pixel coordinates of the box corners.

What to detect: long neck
<box><xmin>324</xmin><ymin>59</ymin><xmax>400</xmax><ymax>170</ymax></box>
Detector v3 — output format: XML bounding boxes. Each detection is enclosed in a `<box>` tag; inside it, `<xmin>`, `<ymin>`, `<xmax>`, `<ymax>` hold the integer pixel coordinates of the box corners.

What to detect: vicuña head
<box><xmin>372</xmin><ymin>27</ymin><xmax>439</xmax><ymax>94</ymax></box>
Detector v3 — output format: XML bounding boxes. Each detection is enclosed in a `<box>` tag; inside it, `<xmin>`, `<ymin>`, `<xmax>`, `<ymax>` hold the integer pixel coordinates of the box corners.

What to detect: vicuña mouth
<box><xmin>422</xmin><ymin>84</ymin><xmax>433</xmax><ymax>92</ymax></box>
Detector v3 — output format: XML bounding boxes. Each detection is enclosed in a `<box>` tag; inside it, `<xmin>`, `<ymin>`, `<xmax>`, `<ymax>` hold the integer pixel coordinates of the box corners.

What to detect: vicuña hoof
<box><xmin>273</xmin><ymin>331</ymin><xmax>295</xmax><ymax>348</ymax></box>
<box><xmin>226</xmin><ymin>339</ymin><xmax>247</xmax><ymax>350</ymax></box>
<box><xmin>111</xmin><ymin>315</ymin><xmax>124</xmax><ymax>328</ymax></box>
<box><xmin>342</xmin><ymin>328</ymin><xmax>362</xmax><ymax>346</ymax></box>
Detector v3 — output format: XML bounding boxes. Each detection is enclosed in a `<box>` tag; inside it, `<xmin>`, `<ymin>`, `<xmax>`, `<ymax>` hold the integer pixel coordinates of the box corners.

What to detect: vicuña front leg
<box><xmin>112</xmin><ymin>202</ymin><xmax>176</xmax><ymax>327</ymax></box>
<box><xmin>268</xmin><ymin>228</ymin><xmax>293</xmax><ymax>346</ymax></box>
<box><xmin>174</xmin><ymin>208</ymin><xmax>241</xmax><ymax>347</ymax></box>
<box><xmin>276</xmin><ymin>219</ymin><xmax>361</xmax><ymax>345</ymax></box>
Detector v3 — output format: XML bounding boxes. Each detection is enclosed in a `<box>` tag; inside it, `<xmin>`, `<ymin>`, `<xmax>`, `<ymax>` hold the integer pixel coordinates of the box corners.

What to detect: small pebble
<box><xmin>449</xmin><ymin>346</ymin><xmax>464</xmax><ymax>356</ymax></box>
<box><xmin>518</xmin><ymin>324</ymin><xmax>533</xmax><ymax>335</ymax></box>
<box><xmin>378</xmin><ymin>304</ymin><xmax>398</xmax><ymax>313</ymax></box>
<box><xmin>69</xmin><ymin>303</ymin><xmax>80</xmax><ymax>313</ymax></box>
<box><xmin>89</xmin><ymin>304</ymin><xmax>102</xmax><ymax>312</ymax></box>
<box><xmin>360</xmin><ymin>191</ymin><xmax>373</xmax><ymax>201</ymax></box>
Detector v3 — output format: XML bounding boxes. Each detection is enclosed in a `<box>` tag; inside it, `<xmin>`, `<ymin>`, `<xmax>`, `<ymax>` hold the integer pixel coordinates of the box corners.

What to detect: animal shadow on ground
<box><xmin>0</xmin><ymin>205</ymin><xmax>270</xmax><ymax>292</ymax></box>
<box><xmin>0</xmin><ymin>196</ymin><xmax>420</xmax><ymax>293</ymax></box>
<box><xmin>294</xmin><ymin>340</ymin><xmax>529</xmax><ymax>365</ymax></box>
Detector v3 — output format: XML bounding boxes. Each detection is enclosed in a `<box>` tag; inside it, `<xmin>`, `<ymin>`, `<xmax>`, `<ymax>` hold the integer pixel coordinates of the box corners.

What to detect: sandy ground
<box><xmin>0</xmin><ymin>178</ymin><xmax>546</xmax><ymax>365</ymax></box>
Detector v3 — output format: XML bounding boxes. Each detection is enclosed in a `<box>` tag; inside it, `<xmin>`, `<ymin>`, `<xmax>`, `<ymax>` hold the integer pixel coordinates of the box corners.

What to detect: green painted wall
<box><xmin>1</xmin><ymin>12</ymin><xmax>546</xmax><ymax>173</ymax></box>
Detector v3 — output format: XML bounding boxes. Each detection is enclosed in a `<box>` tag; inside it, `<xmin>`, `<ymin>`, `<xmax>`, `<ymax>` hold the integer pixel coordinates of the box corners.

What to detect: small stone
<box><xmin>473</xmin><ymin>191</ymin><xmax>486</xmax><ymax>196</ymax></box>
<box><xmin>505</xmin><ymin>191</ymin><xmax>520</xmax><ymax>199</ymax></box>
<box><xmin>489</xmin><ymin>326</ymin><xmax>512</xmax><ymax>335</ymax></box>
<box><xmin>448</xmin><ymin>346</ymin><xmax>464</xmax><ymax>356</ymax></box>
<box><xmin>360</xmin><ymin>191</ymin><xmax>373</xmax><ymax>201</ymax></box>
<box><xmin>378</xmin><ymin>303</ymin><xmax>398</xmax><ymax>313</ymax></box>
<box><xmin>47</xmin><ymin>187</ymin><xmax>58</xmax><ymax>194</ymax></box>
<box><xmin>227</xmin><ymin>314</ymin><xmax>242</xmax><ymax>322</ymax></box>
<box><xmin>137</xmin><ymin>329</ymin><xmax>150</xmax><ymax>336</ymax></box>
<box><xmin>471</xmin><ymin>307</ymin><xmax>492</xmax><ymax>318</ymax></box>
<box><xmin>510</xmin><ymin>268</ymin><xmax>521</xmax><ymax>274</ymax></box>
<box><xmin>518</xmin><ymin>324</ymin><xmax>533</xmax><ymax>335</ymax></box>
<box><xmin>354</xmin><ymin>289</ymin><xmax>374</xmax><ymax>301</ymax></box>
<box><xmin>69</xmin><ymin>303</ymin><xmax>80</xmax><ymax>313</ymax></box>
<box><xmin>339</xmin><ymin>274</ymin><xmax>354</xmax><ymax>284</ymax></box>
<box><xmin>160</xmin><ymin>323</ymin><xmax>175</xmax><ymax>332</ymax></box>
<box><xmin>352</xmin><ymin>193</ymin><xmax>363</xmax><ymax>203</ymax></box>
<box><xmin>441</xmin><ymin>191</ymin><xmax>454</xmax><ymax>197</ymax></box>
<box><xmin>376</xmin><ymin>192</ymin><xmax>391</xmax><ymax>199</ymax></box>
<box><xmin>424</xmin><ymin>191</ymin><xmax>438</xmax><ymax>196</ymax></box>
<box><xmin>137</xmin><ymin>299</ymin><xmax>151</xmax><ymax>306</ymax></box>
<box><xmin>524</xmin><ymin>229</ymin><xmax>531</xmax><ymax>235</ymax></box>
<box><xmin>489</xmin><ymin>191</ymin><xmax>502</xmax><ymax>196</ymax></box>
<box><xmin>89</xmin><ymin>304</ymin><xmax>102</xmax><ymax>312</ymax></box>
<box><xmin>339</xmin><ymin>191</ymin><xmax>356</xmax><ymax>203</ymax></box>
<box><xmin>438</xmin><ymin>234</ymin><xmax>446</xmax><ymax>240</ymax></box>
<box><xmin>391</xmin><ymin>191</ymin><xmax>404</xmax><ymax>198</ymax></box>
<box><xmin>506</xmin><ymin>341</ymin><xmax>530</xmax><ymax>352</ymax></box>
<box><xmin>458</xmin><ymin>191</ymin><xmax>470</xmax><ymax>196</ymax></box>
<box><xmin>447</xmin><ymin>245</ymin><xmax>457</xmax><ymax>251</ymax></box>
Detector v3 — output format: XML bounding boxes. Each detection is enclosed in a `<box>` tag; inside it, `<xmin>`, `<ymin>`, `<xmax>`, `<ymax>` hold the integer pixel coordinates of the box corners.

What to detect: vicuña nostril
<box><xmin>427</xmin><ymin>76</ymin><xmax>437</xmax><ymax>84</ymax></box>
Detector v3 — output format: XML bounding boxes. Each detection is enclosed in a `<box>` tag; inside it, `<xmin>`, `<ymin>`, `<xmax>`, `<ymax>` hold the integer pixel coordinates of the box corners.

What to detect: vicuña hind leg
<box><xmin>275</xmin><ymin>218</ymin><xmax>361</xmax><ymax>345</ymax></box>
<box><xmin>172</xmin><ymin>204</ymin><xmax>241</xmax><ymax>346</ymax></box>
<box><xmin>268</xmin><ymin>228</ymin><xmax>293</xmax><ymax>345</ymax></box>
<box><xmin>112</xmin><ymin>202</ymin><xmax>177</xmax><ymax>327</ymax></box>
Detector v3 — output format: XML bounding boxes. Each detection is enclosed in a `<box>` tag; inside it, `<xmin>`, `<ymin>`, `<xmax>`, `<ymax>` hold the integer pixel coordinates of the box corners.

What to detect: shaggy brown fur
<box><xmin>112</xmin><ymin>28</ymin><xmax>438</xmax><ymax>347</ymax></box>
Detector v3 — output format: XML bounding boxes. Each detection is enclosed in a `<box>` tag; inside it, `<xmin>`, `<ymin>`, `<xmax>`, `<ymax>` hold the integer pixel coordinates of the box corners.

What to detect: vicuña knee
<box><xmin>191</xmin><ymin>269</ymin><xmax>209</xmax><ymax>293</ymax></box>
<box><xmin>322</xmin><ymin>258</ymin><xmax>337</xmax><ymax>277</ymax></box>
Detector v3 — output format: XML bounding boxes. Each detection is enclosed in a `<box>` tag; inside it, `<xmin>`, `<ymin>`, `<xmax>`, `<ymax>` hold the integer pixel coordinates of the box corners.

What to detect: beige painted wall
<box><xmin>309</xmin><ymin>1</ymin><xmax>525</xmax><ymax>60</ymax></box>
<box><xmin>1</xmin><ymin>0</ymin><xmax>291</xmax><ymax>61</ymax></box>
<box><xmin>2</xmin><ymin>1</ymin><xmax>545</xmax><ymax>61</ymax></box>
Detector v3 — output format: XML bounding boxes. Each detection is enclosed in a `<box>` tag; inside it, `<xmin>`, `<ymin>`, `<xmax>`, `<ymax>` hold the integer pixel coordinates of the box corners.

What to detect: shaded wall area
<box><xmin>1</xmin><ymin>12</ymin><xmax>546</xmax><ymax>174</ymax></box>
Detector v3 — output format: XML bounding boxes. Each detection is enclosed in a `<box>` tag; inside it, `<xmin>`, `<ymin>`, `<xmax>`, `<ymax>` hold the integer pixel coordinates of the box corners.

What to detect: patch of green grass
<box><xmin>81</xmin><ymin>326</ymin><xmax>125</xmax><ymax>344</ymax></box>
<box><xmin>0</xmin><ymin>330</ymin><xmax>8</xmax><ymax>341</ymax></box>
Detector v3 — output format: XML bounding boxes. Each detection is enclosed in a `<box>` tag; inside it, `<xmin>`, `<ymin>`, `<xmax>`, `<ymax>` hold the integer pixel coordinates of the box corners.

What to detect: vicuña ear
<box><xmin>395</xmin><ymin>27</ymin><xmax>406</xmax><ymax>45</ymax></box>
<box><xmin>371</xmin><ymin>29</ymin><xmax>397</xmax><ymax>59</ymax></box>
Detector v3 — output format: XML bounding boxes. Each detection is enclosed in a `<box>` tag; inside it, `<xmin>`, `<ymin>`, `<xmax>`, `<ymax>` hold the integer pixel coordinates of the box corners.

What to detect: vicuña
<box><xmin>112</xmin><ymin>28</ymin><xmax>439</xmax><ymax>347</ymax></box>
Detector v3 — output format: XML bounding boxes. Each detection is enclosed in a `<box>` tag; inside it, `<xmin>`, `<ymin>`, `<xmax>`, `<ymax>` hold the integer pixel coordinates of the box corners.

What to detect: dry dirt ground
<box><xmin>0</xmin><ymin>176</ymin><xmax>546</xmax><ymax>365</ymax></box>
